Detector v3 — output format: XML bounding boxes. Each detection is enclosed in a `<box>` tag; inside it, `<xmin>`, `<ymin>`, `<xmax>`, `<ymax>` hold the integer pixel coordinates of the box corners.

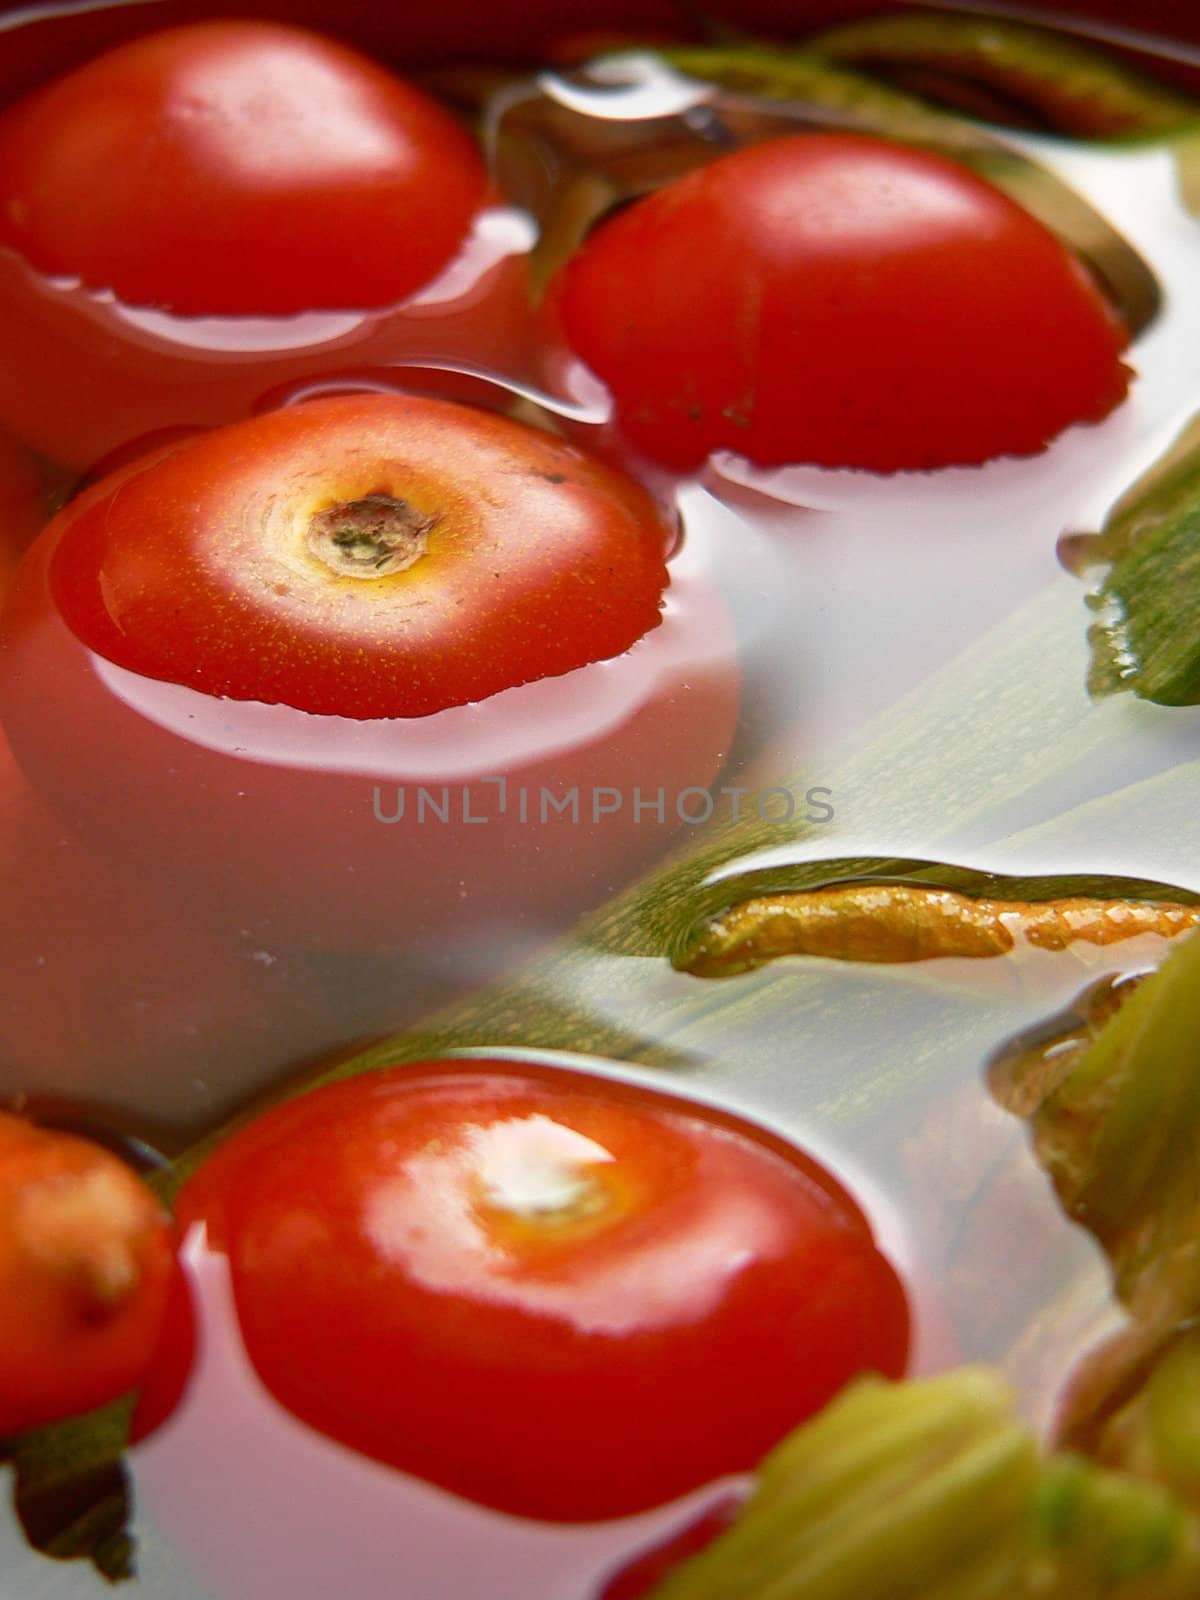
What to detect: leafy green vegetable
<box><xmin>1007</xmin><ymin>927</ymin><xmax>1200</xmax><ymax>1330</ymax></box>
<box><xmin>658</xmin><ymin>45</ymin><xmax>994</xmax><ymax>152</ymax></box>
<box><xmin>1079</xmin><ymin>413</ymin><xmax>1200</xmax><ymax>705</ymax></box>
<box><xmin>1060</xmin><ymin>1326</ymin><xmax>1200</xmax><ymax>1517</ymax></box>
<box><xmin>644</xmin><ymin>1370</ymin><xmax>1200</xmax><ymax>1599</ymax></box>
<box><xmin>804</xmin><ymin>14</ymin><xmax>1200</xmax><ymax>139</ymax></box>
<box><xmin>2</xmin><ymin>1400</ymin><xmax>134</xmax><ymax>1584</ymax></box>
<box><xmin>992</xmin><ymin>909</ymin><xmax>1200</xmax><ymax>1528</ymax></box>
<box><xmin>1087</xmin><ymin>463</ymin><xmax>1200</xmax><ymax>704</ymax></box>
<box><xmin>673</xmin><ymin>882</ymin><xmax>1199</xmax><ymax>979</ymax></box>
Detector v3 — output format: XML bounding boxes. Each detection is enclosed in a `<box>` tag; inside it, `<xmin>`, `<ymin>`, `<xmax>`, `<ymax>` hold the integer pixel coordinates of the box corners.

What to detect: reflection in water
<box><xmin>5</xmin><ymin>16</ymin><xmax>1200</xmax><ymax>1599</ymax></box>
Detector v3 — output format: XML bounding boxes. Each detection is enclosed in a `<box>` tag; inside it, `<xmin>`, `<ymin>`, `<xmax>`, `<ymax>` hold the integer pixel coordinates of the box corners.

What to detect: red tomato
<box><xmin>0</xmin><ymin>21</ymin><xmax>486</xmax><ymax>316</ymax></box>
<box><xmin>0</xmin><ymin>21</ymin><xmax>532</xmax><ymax>468</ymax></box>
<box><xmin>49</xmin><ymin>395</ymin><xmax>671</xmax><ymax>718</ymax></box>
<box><xmin>0</xmin><ymin>395</ymin><xmax>738</xmax><ymax>949</ymax></box>
<box><xmin>555</xmin><ymin>132</ymin><xmax>1132</xmax><ymax>473</ymax></box>
<box><xmin>128</xmin><ymin>1252</ymin><xmax>196</xmax><ymax>1445</ymax></box>
<box><xmin>176</xmin><ymin>1060</ymin><xmax>910</xmax><ymax>1521</ymax></box>
<box><xmin>0</xmin><ymin>1110</ymin><xmax>174</xmax><ymax>1435</ymax></box>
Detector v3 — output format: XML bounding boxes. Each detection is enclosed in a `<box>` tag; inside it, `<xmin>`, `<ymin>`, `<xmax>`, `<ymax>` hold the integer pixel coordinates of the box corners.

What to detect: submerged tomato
<box><xmin>556</xmin><ymin>132</ymin><xmax>1132</xmax><ymax>473</ymax></box>
<box><xmin>178</xmin><ymin>1060</ymin><xmax>910</xmax><ymax>1521</ymax></box>
<box><xmin>0</xmin><ymin>1111</ymin><xmax>174</xmax><ymax>1436</ymax></box>
<box><xmin>0</xmin><ymin>395</ymin><xmax>737</xmax><ymax>949</ymax></box>
<box><xmin>48</xmin><ymin>394</ymin><xmax>670</xmax><ymax>719</ymax></box>
<box><xmin>0</xmin><ymin>20</ymin><xmax>486</xmax><ymax>316</ymax></box>
<box><xmin>0</xmin><ymin>724</ymin><xmax>341</xmax><ymax>1125</ymax></box>
<box><xmin>0</xmin><ymin>21</ymin><xmax>533</xmax><ymax>469</ymax></box>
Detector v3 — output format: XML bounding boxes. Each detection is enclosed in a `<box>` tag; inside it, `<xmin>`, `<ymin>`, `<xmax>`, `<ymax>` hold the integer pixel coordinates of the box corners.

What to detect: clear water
<box><xmin>4</xmin><ymin>16</ymin><xmax>1200</xmax><ymax>1600</ymax></box>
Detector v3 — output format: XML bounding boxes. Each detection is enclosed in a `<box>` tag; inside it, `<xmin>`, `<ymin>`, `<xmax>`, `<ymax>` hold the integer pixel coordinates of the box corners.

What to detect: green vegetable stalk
<box><xmin>995</xmin><ymin>928</ymin><xmax>1200</xmax><ymax>1331</ymax></box>
<box><xmin>993</xmin><ymin>929</ymin><xmax>1200</xmax><ymax>1526</ymax></box>
<box><xmin>1075</xmin><ymin>413</ymin><xmax>1200</xmax><ymax>706</ymax></box>
<box><xmin>645</xmin><ymin>1370</ymin><xmax>1200</xmax><ymax>1599</ymax></box>
<box><xmin>804</xmin><ymin>14</ymin><xmax>1200</xmax><ymax>139</ymax></box>
<box><xmin>1091</xmin><ymin>1329</ymin><xmax>1200</xmax><ymax>1512</ymax></box>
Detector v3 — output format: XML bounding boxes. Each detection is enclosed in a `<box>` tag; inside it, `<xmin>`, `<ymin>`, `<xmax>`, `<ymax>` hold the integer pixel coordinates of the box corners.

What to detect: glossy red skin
<box><xmin>177</xmin><ymin>1060</ymin><xmax>910</xmax><ymax>1522</ymax></box>
<box><xmin>0</xmin><ymin>21</ymin><xmax>535</xmax><ymax>469</ymax></box>
<box><xmin>0</xmin><ymin>1113</ymin><xmax>174</xmax><ymax>1435</ymax></box>
<box><xmin>128</xmin><ymin>1253</ymin><xmax>196</xmax><ymax>1445</ymax></box>
<box><xmin>0</xmin><ymin>399</ymin><xmax>738</xmax><ymax>949</ymax></box>
<box><xmin>48</xmin><ymin>395</ymin><xmax>673</xmax><ymax>720</ymax></box>
<box><xmin>0</xmin><ymin>21</ymin><xmax>486</xmax><ymax>317</ymax></box>
<box><xmin>557</xmin><ymin>132</ymin><xmax>1132</xmax><ymax>473</ymax></box>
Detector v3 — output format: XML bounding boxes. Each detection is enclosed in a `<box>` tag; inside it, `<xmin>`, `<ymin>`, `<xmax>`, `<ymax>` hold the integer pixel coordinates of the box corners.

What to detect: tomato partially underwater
<box><xmin>49</xmin><ymin>394</ymin><xmax>671</xmax><ymax>718</ymax></box>
<box><xmin>0</xmin><ymin>1111</ymin><xmax>174</xmax><ymax>1437</ymax></box>
<box><xmin>0</xmin><ymin>20</ymin><xmax>486</xmax><ymax>315</ymax></box>
<box><xmin>0</xmin><ymin>20</ymin><xmax>529</xmax><ymax>468</ymax></box>
<box><xmin>0</xmin><ymin>725</ymin><xmax>341</xmax><ymax>1126</ymax></box>
<box><xmin>555</xmin><ymin>132</ymin><xmax>1132</xmax><ymax>474</ymax></box>
<box><xmin>0</xmin><ymin>394</ymin><xmax>738</xmax><ymax>950</ymax></box>
<box><xmin>175</xmin><ymin>1060</ymin><xmax>911</xmax><ymax>1521</ymax></box>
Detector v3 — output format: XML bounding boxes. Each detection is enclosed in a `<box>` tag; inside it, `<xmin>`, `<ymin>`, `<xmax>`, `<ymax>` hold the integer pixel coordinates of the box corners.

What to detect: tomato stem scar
<box><xmin>16</xmin><ymin>1163</ymin><xmax>150</xmax><ymax>1313</ymax></box>
<box><xmin>306</xmin><ymin>492</ymin><xmax>435</xmax><ymax>578</ymax></box>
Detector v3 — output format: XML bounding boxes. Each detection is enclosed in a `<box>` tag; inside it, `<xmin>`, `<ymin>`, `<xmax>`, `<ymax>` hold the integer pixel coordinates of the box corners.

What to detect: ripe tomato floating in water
<box><xmin>0</xmin><ymin>20</ymin><xmax>533</xmax><ymax>468</ymax></box>
<box><xmin>0</xmin><ymin>20</ymin><xmax>487</xmax><ymax>317</ymax></box>
<box><xmin>554</xmin><ymin>132</ymin><xmax>1133</xmax><ymax>474</ymax></box>
<box><xmin>173</xmin><ymin>1059</ymin><xmax>910</xmax><ymax>1522</ymax></box>
<box><xmin>0</xmin><ymin>394</ymin><xmax>738</xmax><ymax>951</ymax></box>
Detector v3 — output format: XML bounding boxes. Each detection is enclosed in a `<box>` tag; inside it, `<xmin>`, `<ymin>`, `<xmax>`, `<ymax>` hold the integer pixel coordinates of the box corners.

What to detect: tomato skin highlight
<box><xmin>177</xmin><ymin>1060</ymin><xmax>910</xmax><ymax>1522</ymax></box>
<box><xmin>47</xmin><ymin>394</ymin><xmax>674</xmax><ymax>721</ymax></box>
<box><xmin>0</xmin><ymin>1112</ymin><xmax>174</xmax><ymax>1436</ymax></box>
<box><xmin>0</xmin><ymin>21</ymin><xmax>487</xmax><ymax>318</ymax></box>
<box><xmin>557</xmin><ymin>132</ymin><xmax>1132</xmax><ymax>473</ymax></box>
<box><xmin>0</xmin><ymin>21</ymin><xmax>533</xmax><ymax>470</ymax></box>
